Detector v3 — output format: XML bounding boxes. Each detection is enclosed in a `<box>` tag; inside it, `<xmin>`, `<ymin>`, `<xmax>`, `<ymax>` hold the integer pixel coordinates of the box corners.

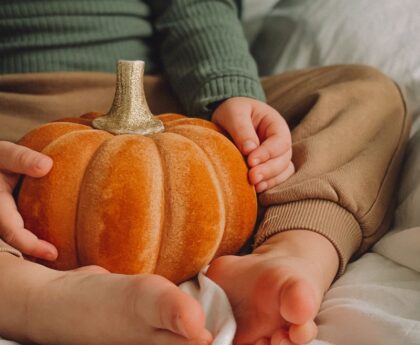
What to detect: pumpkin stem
<box><xmin>92</xmin><ymin>60</ymin><xmax>164</xmax><ymax>135</ymax></box>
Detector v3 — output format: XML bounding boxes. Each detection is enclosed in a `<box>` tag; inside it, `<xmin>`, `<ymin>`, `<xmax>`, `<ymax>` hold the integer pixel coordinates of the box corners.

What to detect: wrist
<box><xmin>207</xmin><ymin>99</ymin><xmax>227</xmax><ymax>112</ymax></box>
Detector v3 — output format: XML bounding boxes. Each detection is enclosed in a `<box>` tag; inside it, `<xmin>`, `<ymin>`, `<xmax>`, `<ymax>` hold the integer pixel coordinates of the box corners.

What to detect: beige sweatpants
<box><xmin>0</xmin><ymin>65</ymin><xmax>410</xmax><ymax>274</ymax></box>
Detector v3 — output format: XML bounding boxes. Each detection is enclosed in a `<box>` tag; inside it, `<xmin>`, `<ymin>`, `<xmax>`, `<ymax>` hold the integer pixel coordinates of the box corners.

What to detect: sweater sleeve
<box><xmin>150</xmin><ymin>0</ymin><xmax>266</xmax><ymax>117</ymax></box>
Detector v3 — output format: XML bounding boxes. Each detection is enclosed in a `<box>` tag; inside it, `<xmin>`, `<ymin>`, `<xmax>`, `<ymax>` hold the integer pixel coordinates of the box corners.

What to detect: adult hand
<box><xmin>0</xmin><ymin>141</ymin><xmax>57</xmax><ymax>260</ymax></box>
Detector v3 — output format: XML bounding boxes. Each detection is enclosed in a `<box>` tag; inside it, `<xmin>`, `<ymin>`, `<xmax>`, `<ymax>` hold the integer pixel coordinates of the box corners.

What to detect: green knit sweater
<box><xmin>0</xmin><ymin>0</ymin><xmax>265</xmax><ymax>116</ymax></box>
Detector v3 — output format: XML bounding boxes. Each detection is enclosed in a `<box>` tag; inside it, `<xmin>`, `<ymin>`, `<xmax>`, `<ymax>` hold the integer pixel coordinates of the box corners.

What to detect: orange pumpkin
<box><xmin>17</xmin><ymin>61</ymin><xmax>257</xmax><ymax>284</ymax></box>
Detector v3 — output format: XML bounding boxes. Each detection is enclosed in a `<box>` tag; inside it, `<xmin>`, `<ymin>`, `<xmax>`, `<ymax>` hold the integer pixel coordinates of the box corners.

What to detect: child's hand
<box><xmin>0</xmin><ymin>141</ymin><xmax>57</xmax><ymax>260</ymax></box>
<box><xmin>211</xmin><ymin>97</ymin><xmax>294</xmax><ymax>192</ymax></box>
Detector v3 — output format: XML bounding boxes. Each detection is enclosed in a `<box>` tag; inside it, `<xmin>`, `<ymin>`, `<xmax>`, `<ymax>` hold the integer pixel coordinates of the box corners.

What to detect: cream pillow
<box><xmin>243</xmin><ymin>0</ymin><xmax>420</xmax><ymax>117</ymax></box>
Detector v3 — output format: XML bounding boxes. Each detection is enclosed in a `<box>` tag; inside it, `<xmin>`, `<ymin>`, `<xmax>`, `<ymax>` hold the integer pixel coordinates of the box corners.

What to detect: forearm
<box><xmin>151</xmin><ymin>0</ymin><xmax>265</xmax><ymax>116</ymax></box>
<box><xmin>0</xmin><ymin>253</ymin><xmax>54</xmax><ymax>342</ymax></box>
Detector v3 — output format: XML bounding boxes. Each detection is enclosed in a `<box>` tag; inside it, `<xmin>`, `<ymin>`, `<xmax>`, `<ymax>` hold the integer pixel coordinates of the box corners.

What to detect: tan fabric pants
<box><xmin>0</xmin><ymin>65</ymin><xmax>410</xmax><ymax>274</ymax></box>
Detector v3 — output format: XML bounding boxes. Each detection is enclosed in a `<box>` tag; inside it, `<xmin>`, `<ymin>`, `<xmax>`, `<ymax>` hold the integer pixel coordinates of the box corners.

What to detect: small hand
<box><xmin>212</xmin><ymin>97</ymin><xmax>294</xmax><ymax>192</ymax></box>
<box><xmin>0</xmin><ymin>141</ymin><xmax>57</xmax><ymax>260</ymax></box>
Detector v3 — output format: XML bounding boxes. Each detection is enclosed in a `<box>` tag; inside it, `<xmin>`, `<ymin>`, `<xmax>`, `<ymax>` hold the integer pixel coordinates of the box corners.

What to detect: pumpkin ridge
<box><xmin>166</xmin><ymin>125</ymin><xmax>228</xmax><ymax>246</ymax></box>
<box><xmin>152</xmin><ymin>131</ymin><xmax>225</xmax><ymax>263</ymax></box>
<box><xmin>147</xmin><ymin>138</ymin><xmax>167</xmax><ymax>273</ymax></box>
<box><xmin>74</xmin><ymin>134</ymin><xmax>114</xmax><ymax>266</ymax></box>
<box><xmin>76</xmin><ymin>134</ymin><xmax>164</xmax><ymax>273</ymax></box>
<box><xmin>152</xmin><ymin>131</ymin><xmax>226</xmax><ymax>283</ymax></box>
<box><xmin>166</xmin><ymin>126</ymin><xmax>230</xmax><ymax>255</ymax></box>
<box><xmin>166</xmin><ymin>125</ymin><xmax>257</xmax><ymax>257</ymax></box>
<box><xmin>52</xmin><ymin>129</ymin><xmax>112</xmax><ymax>269</ymax></box>
<box><xmin>168</xmin><ymin>131</ymin><xmax>227</xmax><ymax>243</ymax></box>
<box><xmin>18</xmin><ymin>122</ymin><xmax>91</xmax><ymax>152</ymax></box>
<box><xmin>162</xmin><ymin>117</ymin><xmax>221</xmax><ymax>132</ymax></box>
<box><xmin>18</xmin><ymin>129</ymin><xmax>112</xmax><ymax>270</ymax></box>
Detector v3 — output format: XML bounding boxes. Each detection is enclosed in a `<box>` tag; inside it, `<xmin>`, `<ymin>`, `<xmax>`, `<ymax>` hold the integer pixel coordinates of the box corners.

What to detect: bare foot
<box><xmin>206</xmin><ymin>230</ymin><xmax>339</xmax><ymax>345</ymax></box>
<box><xmin>0</xmin><ymin>254</ymin><xmax>212</xmax><ymax>345</ymax></box>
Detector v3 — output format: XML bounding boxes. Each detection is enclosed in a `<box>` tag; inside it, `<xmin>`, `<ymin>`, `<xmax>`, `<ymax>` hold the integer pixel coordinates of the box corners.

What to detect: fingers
<box><xmin>248</xmin><ymin>132</ymin><xmax>291</xmax><ymax>168</ymax></box>
<box><xmin>211</xmin><ymin>98</ymin><xmax>294</xmax><ymax>191</ymax></box>
<box><xmin>212</xmin><ymin>107</ymin><xmax>260</xmax><ymax>156</ymax></box>
<box><xmin>0</xmin><ymin>141</ymin><xmax>53</xmax><ymax>177</ymax></box>
<box><xmin>253</xmin><ymin>162</ymin><xmax>295</xmax><ymax>193</ymax></box>
<box><xmin>0</xmin><ymin>190</ymin><xmax>58</xmax><ymax>260</ymax></box>
<box><xmin>220</xmin><ymin>113</ymin><xmax>294</xmax><ymax>192</ymax></box>
<box><xmin>226</xmin><ymin>118</ymin><xmax>260</xmax><ymax>155</ymax></box>
<box><xmin>0</xmin><ymin>143</ymin><xmax>55</xmax><ymax>259</ymax></box>
<box><xmin>249</xmin><ymin>150</ymin><xmax>292</xmax><ymax>184</ymax></box>
<box><xmin>248</xmin><ymin>112</ymin><xmax>291</xmax><ymax>167</ymax></box>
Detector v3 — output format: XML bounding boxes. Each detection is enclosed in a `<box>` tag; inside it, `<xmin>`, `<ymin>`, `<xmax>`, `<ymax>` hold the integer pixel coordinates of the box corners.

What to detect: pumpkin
<box><xmin>17</xmin><ymin>61</ymin><xmax>257</xmax><ymax>284</ymax></box>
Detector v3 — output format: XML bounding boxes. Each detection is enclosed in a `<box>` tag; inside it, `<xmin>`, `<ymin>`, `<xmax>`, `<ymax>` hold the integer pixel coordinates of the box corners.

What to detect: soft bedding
<box><xmin>1</xmin><ymin>1</ymin><xmax>420</xmax><ymax>344</ymax></box>
<box><xmin>243</xmin><ymin>0</ymin><xmax>420</xmax><ymax>118</ymax></box>
<box><xmin>312</xmin><ymin>118</ymin><xmax>420</xmax><ymax>345</ymax></box>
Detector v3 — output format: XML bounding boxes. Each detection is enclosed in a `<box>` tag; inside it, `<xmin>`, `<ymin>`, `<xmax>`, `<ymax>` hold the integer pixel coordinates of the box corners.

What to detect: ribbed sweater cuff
<box><xmin>0</xmin><ymin>239</ymin><xmax>23</xmax><ymax>259</ymax></box>
<box><xmin>188</xmin><ymin>76</ymin><xmax>266</xmax><ymax>118</ymax></box>
<box><xmin>254</xmin><ymin>200</ymin><xmax>362</xmax><ymax>276</ymax></box>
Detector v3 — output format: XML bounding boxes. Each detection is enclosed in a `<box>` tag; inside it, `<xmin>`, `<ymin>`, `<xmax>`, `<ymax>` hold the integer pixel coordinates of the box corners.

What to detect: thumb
<box><xmin>0</xmin><ymin>141</ymin><xmax>53</xmax><ymax>177</ymax></box>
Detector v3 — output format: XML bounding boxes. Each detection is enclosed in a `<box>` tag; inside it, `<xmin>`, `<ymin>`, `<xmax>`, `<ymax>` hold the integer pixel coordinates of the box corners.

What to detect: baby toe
<box><xmin>270</xmin><ymin>329</ymin><xmax>289</xmax><ymax>345</ymax></box>
<box><xmin>279</xmin><ymin>279</ymin><xmax>317</xmax><ymax>325</ymax></box>
<box><xmin>289</xmin><ymin>320</ymin><xmax>318</xmax><ymax>344</ymax></box>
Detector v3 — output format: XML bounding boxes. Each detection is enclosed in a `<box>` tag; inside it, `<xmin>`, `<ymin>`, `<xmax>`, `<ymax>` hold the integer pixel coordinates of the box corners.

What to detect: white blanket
<box><xmin>314</xmin><ymin>253</ymin><xmax>420</xmax><ymax>345</ymax></box>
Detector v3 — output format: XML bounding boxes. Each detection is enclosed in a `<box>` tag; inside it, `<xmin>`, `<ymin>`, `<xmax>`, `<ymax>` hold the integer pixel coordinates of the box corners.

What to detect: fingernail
<box><xmin>242</xmin><ymin>140</ymin><xmax>257</xmax><ymax>153</ymax></box>
<box><xmin>251</xmin><ymin>158</ymin><xmax>261</xmax><ymax>166</ymax></box>
<box><xmin>36</xmin><ymin>157</ymin><xmax>52</xmax><ymax>171</ymax></box>
<box><xmin>45</xmin><ymin>251</ymin><xmax>57</xmax><ymax>261</ymax></box>
<box><xmin>256</xmin><ymin>182</ymin><xmax>267</xmax><ymax>193</ymax></box>
<box><xmin>254</xmin><ymin>174</ymin><xmax>263</xmax><ymax>183</ymax></box>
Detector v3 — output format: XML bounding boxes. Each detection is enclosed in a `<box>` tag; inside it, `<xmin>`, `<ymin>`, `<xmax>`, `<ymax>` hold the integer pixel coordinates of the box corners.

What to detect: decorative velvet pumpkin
<box><xmin>17</xmin><ymin>61</ymin><xmax>257</xmax><ymax>284</ymax></box>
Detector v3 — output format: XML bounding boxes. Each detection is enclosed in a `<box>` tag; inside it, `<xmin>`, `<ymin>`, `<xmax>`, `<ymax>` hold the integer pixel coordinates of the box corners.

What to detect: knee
<box><xmin>334</xmin><ymin>64</ymin><xmax>406</xmax><ymax>116</ymax></box>
<box><xmin>334</xmin><ymin>64</ymin><xmax>399</xmax><ymax>94</ymax></box>
<box><xmin>330</xmin><ymin>64</ymin><xmax>393</xmax><ymax>89</ymax></box>
<box><xmin>335</xmin><ymin>64</ymin><xmax>387</xmax><ymax>79</ymax></box>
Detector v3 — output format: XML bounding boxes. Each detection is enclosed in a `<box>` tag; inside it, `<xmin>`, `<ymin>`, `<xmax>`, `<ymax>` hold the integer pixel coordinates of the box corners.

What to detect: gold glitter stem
<box><xmin>92</xmin><ymin>60</ymin><xmax>164</xmax><ymax>135</ymax></box>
